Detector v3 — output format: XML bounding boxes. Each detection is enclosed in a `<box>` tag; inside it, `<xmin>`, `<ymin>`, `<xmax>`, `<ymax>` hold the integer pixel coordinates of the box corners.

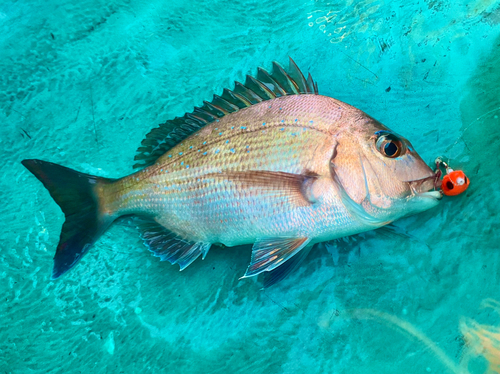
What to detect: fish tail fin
<box><xmin>22</xmin><ymin>159</ymin><xmax>117</xmax><ymax>279</ymax></box>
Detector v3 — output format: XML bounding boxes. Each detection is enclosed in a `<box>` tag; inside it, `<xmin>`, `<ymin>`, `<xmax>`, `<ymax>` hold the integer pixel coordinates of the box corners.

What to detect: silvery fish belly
<box><xmin>22</xmin><ymin>58</ymin><xmax>442</xmax><ymax>286</ymax></box>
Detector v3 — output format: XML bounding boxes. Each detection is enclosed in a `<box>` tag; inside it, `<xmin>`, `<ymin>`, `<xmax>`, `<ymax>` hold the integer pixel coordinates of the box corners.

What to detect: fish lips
<box><xmin>407</xmin><ymin>174</ymin><xmax>443</xmax><ymax>200</ymax></box>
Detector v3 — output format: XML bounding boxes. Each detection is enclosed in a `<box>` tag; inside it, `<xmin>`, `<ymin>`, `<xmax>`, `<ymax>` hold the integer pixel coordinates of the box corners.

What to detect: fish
<box><xmin>22</xmin><ymin>58</ymin><xmax>442</xmax><ymax>286</ymax></box>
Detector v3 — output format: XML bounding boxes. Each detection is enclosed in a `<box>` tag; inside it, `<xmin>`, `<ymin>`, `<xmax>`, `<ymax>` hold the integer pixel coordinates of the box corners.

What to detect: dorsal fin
<box><xmin>133</xmin><ymin>57</ymin><xmax>319</xmax><ymax>169</ymax></box>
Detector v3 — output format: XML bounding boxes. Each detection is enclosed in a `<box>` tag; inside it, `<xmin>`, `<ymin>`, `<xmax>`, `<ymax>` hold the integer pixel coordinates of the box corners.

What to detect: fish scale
<box><xmin>22</xmin><ymin>58</ymin><xmax>441</xmax><ymax>284</ymax></box>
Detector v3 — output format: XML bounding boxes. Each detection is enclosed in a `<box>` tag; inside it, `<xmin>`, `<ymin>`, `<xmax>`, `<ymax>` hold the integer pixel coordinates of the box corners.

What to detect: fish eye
<box><xmin>375</xmin><ymin>133</ymin><xmax>403</xmax><ymax>158</ymax></box>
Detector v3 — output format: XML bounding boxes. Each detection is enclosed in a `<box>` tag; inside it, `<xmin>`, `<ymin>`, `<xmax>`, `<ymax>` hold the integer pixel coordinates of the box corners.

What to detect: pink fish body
<box><xmin>23</xmin><ymin>59</ymin><xmax>441</xmax><ymax>285</ymax></box>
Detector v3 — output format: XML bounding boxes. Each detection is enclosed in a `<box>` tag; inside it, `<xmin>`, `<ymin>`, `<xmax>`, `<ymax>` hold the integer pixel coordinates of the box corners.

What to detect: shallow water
<box><xmin>2</xmin><ymin>0</ymin><xmax>500</xmax><ymax>373</ymax></box>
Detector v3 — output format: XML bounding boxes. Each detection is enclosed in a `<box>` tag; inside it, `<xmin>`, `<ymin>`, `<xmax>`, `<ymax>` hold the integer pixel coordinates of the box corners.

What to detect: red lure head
<box><xmin>441</xmin><ymin>170</ymin><xmax>470</xmax><ymax>196</ymax></box>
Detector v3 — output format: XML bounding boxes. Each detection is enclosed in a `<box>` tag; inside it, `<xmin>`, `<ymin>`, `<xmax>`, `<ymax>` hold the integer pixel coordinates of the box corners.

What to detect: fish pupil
<box><xmin>384</xmin><ymin>142</ymin><xmax>398</xmax><ymax>157</ymax></box>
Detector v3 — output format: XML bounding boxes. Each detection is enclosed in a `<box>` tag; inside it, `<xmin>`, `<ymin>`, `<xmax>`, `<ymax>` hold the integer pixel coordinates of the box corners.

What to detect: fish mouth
<box><xmin>417</xmin><ymin>190</ymin><xmax>443</xmax><ymax>200</ymax></box>
<box><xmin>408</xmin><ymin>173</ymin><xmax>443</xmax><ymax>200</ymax></box>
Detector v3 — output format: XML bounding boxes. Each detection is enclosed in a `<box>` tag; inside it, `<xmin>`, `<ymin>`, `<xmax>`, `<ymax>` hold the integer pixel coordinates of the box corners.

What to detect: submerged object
<box><xmin>461</xmin><ymin>299</ymin><xmax>500</xmax><ymax>373</ymax></box>
<box><xmin>22</xmin><ymin>58</ymin><xmax>442</xmax><ymax>285</ymax></box>
<box><xmin>435</xmin><ymin>157</ymin><xmax>470</xmax><ymax>196</ymax></box>
<box><xmin>442</xmin><ymin>170</ymin><xmax>469</xmax><ymax>196</ymax></box>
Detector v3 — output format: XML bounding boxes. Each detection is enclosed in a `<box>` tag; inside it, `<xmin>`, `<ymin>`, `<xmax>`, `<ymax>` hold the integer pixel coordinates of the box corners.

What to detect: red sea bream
<box><xmin>22</xmin><ymin>58</ymin><xmax>441</xmax><ymax>286</ymax></box>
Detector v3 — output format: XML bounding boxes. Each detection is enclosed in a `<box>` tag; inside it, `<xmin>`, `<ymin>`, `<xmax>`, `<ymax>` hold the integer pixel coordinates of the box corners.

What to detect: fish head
<box><xmin>332</xmin><ymin>116</ymin><xmax>441</xmax><ymax>225</ymax></box>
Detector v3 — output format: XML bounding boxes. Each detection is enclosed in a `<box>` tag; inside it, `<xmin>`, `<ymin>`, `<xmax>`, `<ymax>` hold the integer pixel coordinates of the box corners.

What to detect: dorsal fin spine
<box><xmin>213</xmin><ymin>94</ymin><xmax>239</xmax><ymax>112</ymax></box>
<box><xmin>193</xmin><ymin>107</ymin><xmax>219</xmax><ymax>121</ymax></box>
<box><xmin>231</xmin><ymin>91</ymin><xmax>253</xmax><ymax>106</ymax></box>
<box><xmin>288</xmin><ymin>57</ymin><xmax>309</xmax><ymax>94</ymax></box>
<box><xmin>185</xmin><ymin>113</ymin><xmax>207</xmax><ymax>125</ymax></box>
<box><xmin>233</xmin><ymin>81</ymin><xmax>263</xmax><ymax>104</ymax></box>
<box><xmin>245</xmin><ymin>75</ymin><xmax>276</xmax><ymax>100</ymax></box>
<box><xmin>221</xmin><ymin>88</ymin><xmax>250</xmax><ymax>109</ymax></box>
<box><xmin>257</xmin><ymin>67</ymin><xmax>287</xmax><ymax>97</ymax></box>
<box><xmin>271</xmin><ymin>62</ymin><xmax>300</xmax><ymax>94</ymax></box>
<box><xmin>306</xmin><ymin>73</ymin><xmax>314</xmax><ymax>94</ymax></box>
<box><xmin>202</xmin><ymin>101</ymin><xmax>228</xmax><ymax>116</ymax></box>
<box><xmin>206</xmin><ymin>100</ymin><xmax>230</xmax><ymax>115</ymax></box>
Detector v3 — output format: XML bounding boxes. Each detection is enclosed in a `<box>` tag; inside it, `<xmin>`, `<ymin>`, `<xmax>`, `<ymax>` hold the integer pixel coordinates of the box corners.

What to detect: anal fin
<box><xmin>242</xmin><ymin>237</ymin><xmax>311</xmax><ymax>278</ymax></box>
<box><xmin>136</xmin><ymin>218</ymin><xmax>210</xmax><ymax>270</ymax></box>
<box><xmin>263</xmin><ymin>243</ymin><xmax>313</xmax><ymax>288</ymax></box>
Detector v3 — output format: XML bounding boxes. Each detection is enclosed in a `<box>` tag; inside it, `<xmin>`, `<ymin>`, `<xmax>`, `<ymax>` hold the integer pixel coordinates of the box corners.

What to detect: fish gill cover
<box><xmin>1</xmin><ymin>0</ymin><xmax>500</xmax><ymax>373</ymax></box>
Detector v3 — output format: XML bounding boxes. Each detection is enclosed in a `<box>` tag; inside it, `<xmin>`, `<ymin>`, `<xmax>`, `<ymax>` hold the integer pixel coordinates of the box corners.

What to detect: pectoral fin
<box><xmin>220</xmin><ymin>170</ymin><xmax>318</xmax><ymax>207</ymax></box>
<box><xmin>242</xmin><ymin>237</ymin><xmax>311</xmax><ymax>278</ymax></box>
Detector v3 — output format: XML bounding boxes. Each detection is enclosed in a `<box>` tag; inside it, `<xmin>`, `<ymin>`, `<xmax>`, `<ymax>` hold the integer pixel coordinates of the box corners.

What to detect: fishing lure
<box><xmin>435</xmin><ymin>157</ymin><xmax>470</xmax><ymax>196</ymax></box>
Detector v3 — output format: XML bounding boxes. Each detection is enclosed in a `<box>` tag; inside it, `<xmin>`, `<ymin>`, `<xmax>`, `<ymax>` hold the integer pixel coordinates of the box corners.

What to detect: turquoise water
<box><xmin>2</xmin><ymin>0</ymin><xmax>500</xmax><ymax>372</ymax></box>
